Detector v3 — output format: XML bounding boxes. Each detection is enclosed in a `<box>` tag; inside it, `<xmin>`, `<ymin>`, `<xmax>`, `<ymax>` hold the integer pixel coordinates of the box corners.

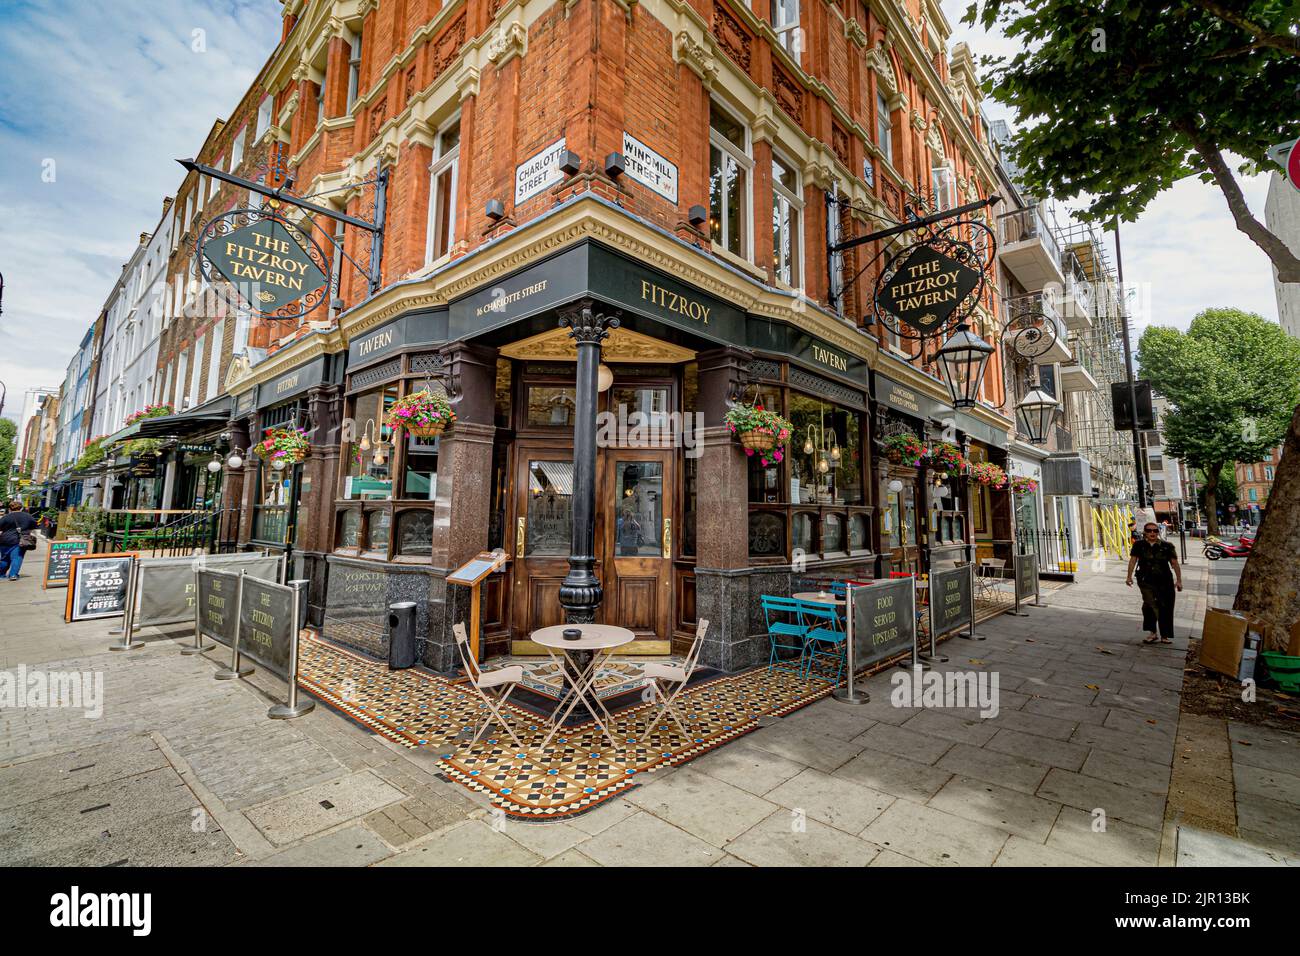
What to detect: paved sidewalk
<box><xmin>3</xmin><ymin>537</ymin><xmax>1295</xmax><ymax>866</ymax></box>
<box><xmin>0</xmin><ymin>538</ymin><xmax>484</xmax><ymax>866</ymax></box>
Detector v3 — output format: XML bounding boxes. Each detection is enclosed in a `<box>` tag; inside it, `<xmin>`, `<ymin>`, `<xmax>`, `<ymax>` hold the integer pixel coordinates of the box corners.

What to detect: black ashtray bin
<box><xmin>562</xmin><ymin>628</ymin><xmax>582</xmax><ymax>641</ymax></box>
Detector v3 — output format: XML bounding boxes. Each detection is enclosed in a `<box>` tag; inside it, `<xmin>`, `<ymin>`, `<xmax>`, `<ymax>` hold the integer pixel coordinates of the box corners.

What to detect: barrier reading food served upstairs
<box><xmin>832</xmin><ymin>577</ymin><xmax>918</xmax><ymax>706</ymax></box>
<box><xmin>929</xmin><ymin>564</ymin><xmax>977</xmax><ymax>651</ymax></box>
<box><xmin>193</xmin><ymin>568</ymin><xmax>313</xmax><ymax>719</ymax></box>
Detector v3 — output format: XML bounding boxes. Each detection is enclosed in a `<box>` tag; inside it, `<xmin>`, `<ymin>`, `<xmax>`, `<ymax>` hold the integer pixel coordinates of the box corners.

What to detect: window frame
<box><xmin>708</xmin><ymin>100</ymin><xmax>754</xmax><ymax>262</ymax></box>
<box><xmin>425</xmin><ymin>115</ymin><xmax>461</xmax><ymax>265</ymax></box>
<box><xmin>771</xmin><ymin>150</ymin><xmax>804</xmax><ymax>288</ymax></box>
<box><xmin>772</xmin><ymin>0</ymin><xmax>800</xmax><ymax>61</ymax></box>
<box><xmin>876</xmin><ymin>92</ymin><xmax>893</xmax><ymax>165</ymax></box>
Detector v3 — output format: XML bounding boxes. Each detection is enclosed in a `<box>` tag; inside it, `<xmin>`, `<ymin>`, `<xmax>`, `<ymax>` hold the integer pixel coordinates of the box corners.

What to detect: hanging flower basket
<box><xmin>255</xmin><ymin>427</ymin><xmax>310</xmax><ymax>464</ymax></box>
<box><xmin>724</xmin><ymin>402</ymin><xmax>793</xmax><ymax>468</ymax></box>
<box><xmin>883</xmin><ymin>433</ymin><xmax>927</xmax><ymax>467</ymax></box>
<box><xmin>386</xmin><ymin>389</ymin><xmax>456</xmax><ymax>438</ymax></box>
<box><xmin>925</xmin><ymin>441</ymin><xmax>965</xmax><ymax>476</ymax></box>
<box><xmin>967</xmin><ymin>460</ymin><xmax>1008</xmax><ymax>489</ymax></box>
<box><xmin>1010</xmin><ymin>475</ymin><xmax>1039</xmax><ymax>496</ymax></box>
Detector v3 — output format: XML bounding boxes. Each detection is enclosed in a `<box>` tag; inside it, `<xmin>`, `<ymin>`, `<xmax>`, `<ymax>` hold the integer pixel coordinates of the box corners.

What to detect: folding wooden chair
<box><xmin>453</xmin><ymin>622</ymin><xmax>527</xmax><ymax>750</ymax></box>
<box><xmin>641</xmin><ymin>620</ymin><xmax>709</xmax><ymax>737</ymax></box>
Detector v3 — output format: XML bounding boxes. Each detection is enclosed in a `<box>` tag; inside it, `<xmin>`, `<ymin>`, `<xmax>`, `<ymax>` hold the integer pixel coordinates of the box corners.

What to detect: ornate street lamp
<box><xmin>935</xmin><ymin>322</ymin><xmax>995</xmax><ymax>408</ymax></box>
<box><xmin>1015</xmin><ymin>388</ymin><xmax>1059</xmax><ymax>445</ymax></box>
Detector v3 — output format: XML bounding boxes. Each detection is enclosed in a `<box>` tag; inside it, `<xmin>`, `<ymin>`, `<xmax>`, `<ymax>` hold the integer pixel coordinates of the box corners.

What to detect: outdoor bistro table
<box><xmin>792</xmin><ymin>591</ymin><xmax>846</xmax><ymax>606</ymax></box>
<box><xmin>532</xmin><ymin>624</ymin><xmax>635</xmax><ymax>749</ymax></box>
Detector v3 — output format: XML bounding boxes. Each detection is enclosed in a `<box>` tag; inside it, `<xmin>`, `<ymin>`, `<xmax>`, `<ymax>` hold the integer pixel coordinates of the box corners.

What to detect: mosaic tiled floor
<box><xmin>296</xmin><ymin>636</ymin><xmax>837</xmax><ymax>820</ymax></box>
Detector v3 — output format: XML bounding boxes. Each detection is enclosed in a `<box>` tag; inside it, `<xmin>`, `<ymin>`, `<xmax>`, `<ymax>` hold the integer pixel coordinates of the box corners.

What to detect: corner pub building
<box><xmin>217</xmin><ymin>0</ymin><xmax>1015</xmax><ymax>673</ymax></box>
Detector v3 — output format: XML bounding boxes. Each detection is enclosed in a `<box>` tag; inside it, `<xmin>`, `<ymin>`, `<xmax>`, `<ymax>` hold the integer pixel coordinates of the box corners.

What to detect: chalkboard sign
<box><xmin>929</xmin><ymin>565</ymin><xmax>973</xmax><ymax>640</ymax></box>
<box><xmin>66</xmin><ymin>554</ymin><xmax>135</xmax><ymax>622</ymax></box>
<box><xmin>1014</xmin><ymin>553</ymin><xmax>1039</xmax><ymax>605</ymax></box>
<box><xmin>43</xmin><ymin>539</ymin><xmax>90</xmax><ymax>589</ymax></box>
<box><xmin>237</xmin><ymin>576</ymin><xmax>297</xmax><ymax>680</ymax></box>
<box><xmin>197</xmin><ymin>569</ymin><xmax>241</xmax><ymax>647</ymax></box>
<box><xmin>849</xmin><ymin>578</ymin><xmax>916</xmax><ymax>668</ymax></box>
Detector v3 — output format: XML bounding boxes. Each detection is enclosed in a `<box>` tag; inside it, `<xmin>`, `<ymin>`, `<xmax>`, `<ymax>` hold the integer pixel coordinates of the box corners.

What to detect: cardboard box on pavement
<box><xmin>1200</xmin><ymin>607</ymin><xmax>1248</xmax><ymax>678</ymax></box>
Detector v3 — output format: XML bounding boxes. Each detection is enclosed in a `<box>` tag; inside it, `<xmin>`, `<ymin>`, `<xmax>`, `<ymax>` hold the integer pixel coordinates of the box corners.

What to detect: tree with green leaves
<box><xmin>1138</xmin><ymin>309</ymin><xmax>1300</xmax><ymax>536</ymax></box>
<box><xmin>0</xmin><ymin>419</ymin><xmax>16</xmax><ymax>499</ymax></box>
<box><xmin>966</xmin><ymin>0</ymin><xmax>1300</xmax><ymax>281</ymax></box>
<box><xmin>1193</xmin><ymin>463</ymin><xmax>1237</xmax><ymax>525</ymax></box>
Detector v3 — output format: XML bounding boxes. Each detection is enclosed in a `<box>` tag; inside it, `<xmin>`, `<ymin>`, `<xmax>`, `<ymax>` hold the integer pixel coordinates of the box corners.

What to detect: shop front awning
<box><xmin>134</xmin><ymin>395</ymin><xmax>233</xmax><ymax>440</ymax></box>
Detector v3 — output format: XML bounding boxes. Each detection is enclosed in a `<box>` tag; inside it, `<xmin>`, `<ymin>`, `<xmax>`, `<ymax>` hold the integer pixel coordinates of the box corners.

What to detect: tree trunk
<box><xmin>1204</xmin><ymin>464</ymin><xmax>1222</xmax><ymax>536</ymax></box>
<box><xmin>1234</xmin><ymin>403</ymin><xmax>1300</xmax><ymax>650</ymax></box>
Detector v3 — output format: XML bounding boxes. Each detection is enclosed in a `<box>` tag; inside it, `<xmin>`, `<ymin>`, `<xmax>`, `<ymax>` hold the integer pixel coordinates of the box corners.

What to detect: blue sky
<box><xmin>0</xmin><ymin>0</ymin><xmax>1282</xmax><ymax>427</ymax></box>
<box><xmin>0</xmin><ymin>0</ymin><xmax>282</xmax><ymax>423</ymax></box>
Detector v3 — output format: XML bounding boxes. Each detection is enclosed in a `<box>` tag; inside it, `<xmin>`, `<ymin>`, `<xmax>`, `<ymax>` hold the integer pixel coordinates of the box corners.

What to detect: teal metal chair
<box><xmin>762</xmin><ymin>595</ymin><xmax>809</xmax><ymax>677</ymax></box>
<box><xmin>798</xmin><ymin>600</ymin><xmax>847</xmax><ymax>683</ymax></box>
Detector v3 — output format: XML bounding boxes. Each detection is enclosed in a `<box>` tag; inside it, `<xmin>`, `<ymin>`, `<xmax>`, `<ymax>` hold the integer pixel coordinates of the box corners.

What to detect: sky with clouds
<box><xmin>0</xmin><ymin>0</ymin><xmax>283</xmax><ymax>426</ymax></box>
<box><xmin>0</xmin><ymin>0</ymin><xmax>1284</xmax><ymax>428</ymax></box>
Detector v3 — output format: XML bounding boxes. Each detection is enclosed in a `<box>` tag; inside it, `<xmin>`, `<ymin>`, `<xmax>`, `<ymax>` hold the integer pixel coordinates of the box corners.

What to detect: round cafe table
<box><xmin>792</xmin><ymin>591</ymin><xmax>846</xmax><ymax>606</ymax></box>
<box><xmin>532</xmin><ymin>624</ymin><xmax>635</xmax><ymax>749</ymax></box>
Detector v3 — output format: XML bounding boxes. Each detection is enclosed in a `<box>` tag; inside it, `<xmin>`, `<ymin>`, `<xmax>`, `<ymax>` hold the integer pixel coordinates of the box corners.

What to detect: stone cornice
<box><xmin>327</xmin><ymin>195</ymin><xmax>879</xmax><ymax>365</ymax></box>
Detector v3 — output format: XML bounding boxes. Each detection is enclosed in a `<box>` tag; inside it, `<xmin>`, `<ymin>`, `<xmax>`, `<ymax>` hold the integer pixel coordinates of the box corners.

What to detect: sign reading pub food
<box><xmin>197</xmin><ymin>210</ymin><xmax>330</xmax><ymax>319</ymax></box>
<box><xmin>65</xmin><ymin>554</ymin><xmax>135</xmax><ymax>622</ymax></box>
<box><xmin>876</xmin><ymin>243</ymin><xmax>981</xmax><ymax>335</ymax></box>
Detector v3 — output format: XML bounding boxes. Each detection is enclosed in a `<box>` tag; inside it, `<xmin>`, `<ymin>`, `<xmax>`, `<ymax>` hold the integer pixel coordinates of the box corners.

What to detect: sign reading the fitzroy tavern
<box><xmin>198</xmin><ymin>211</ymin><xmax>330</xmax><ymax>319</ymax></box>
<box><xmin>876</xmin><ymin>243</ymin><xmax>980</xmax><ymax>336</ymax></box>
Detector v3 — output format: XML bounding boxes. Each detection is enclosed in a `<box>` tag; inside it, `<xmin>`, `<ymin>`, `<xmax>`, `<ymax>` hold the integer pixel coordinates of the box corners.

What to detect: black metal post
<box><xmin>1113</xmin><ymin>220</ymin><xmax>1147</xmax><ymax>509</ymax></box>
<box><xmin>557</xmin><ymin>300</ymin><xmax>619</xmax><ymax>625</ymax></box>
<box><xmin>369</xmin><ymin>167</ymin><xmax>389</xmax><ymax>295</ymax></box>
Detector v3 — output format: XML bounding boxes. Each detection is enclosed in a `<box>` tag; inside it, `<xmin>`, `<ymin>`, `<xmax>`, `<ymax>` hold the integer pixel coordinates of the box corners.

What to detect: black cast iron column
<box><xmin>557</xmin><ymin>299</ymin><xmax>619</xmax><ymax>624</ymax></box>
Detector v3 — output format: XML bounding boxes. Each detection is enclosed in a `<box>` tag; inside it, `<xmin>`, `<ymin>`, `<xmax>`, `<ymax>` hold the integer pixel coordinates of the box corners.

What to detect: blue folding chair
<box><xmin>762</xmin><ymin>595</ymin><xmax>810</xmax><ymax>677</ymax></box>
<box><xmin>799</xmin><ymin>600</ymin><xmax>847</xmax><ymax>684</ymax></box>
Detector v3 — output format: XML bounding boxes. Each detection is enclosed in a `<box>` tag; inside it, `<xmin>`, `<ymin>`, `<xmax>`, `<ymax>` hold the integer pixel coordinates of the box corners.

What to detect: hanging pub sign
<box><xmin>876</xmin><ymin>243</ymin><xmax>982</xmax><ymax>336</ymax></box>
<box><xmin>196</xmin><ymin>209</ymin><xmax>331</xmax><ymax>320</ymax></box>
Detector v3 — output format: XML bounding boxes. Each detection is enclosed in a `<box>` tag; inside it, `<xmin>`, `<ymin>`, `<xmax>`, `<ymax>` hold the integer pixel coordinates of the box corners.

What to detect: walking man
<box><xmin>1125</xmin><ymin>521</ymin><xmax>1182</xmax><ymax>644</ymax></box>
<box><xmin>0</xmin><ymin>500</ymin><xmax>39</xmax><ymax>580</ymax></box>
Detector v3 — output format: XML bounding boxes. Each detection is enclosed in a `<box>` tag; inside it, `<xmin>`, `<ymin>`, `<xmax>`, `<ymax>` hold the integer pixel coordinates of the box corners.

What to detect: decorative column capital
<box><xmin>558</xmin><ymin>298</ymin><xmax>621</xmax><ymax>344</ymax></box>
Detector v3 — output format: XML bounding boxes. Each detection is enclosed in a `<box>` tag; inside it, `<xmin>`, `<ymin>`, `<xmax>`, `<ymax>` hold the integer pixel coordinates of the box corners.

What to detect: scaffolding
<box><xmin>1058</xmin><ymin>220</ymin><xmax>1138</xmax><ymax>503</ymax></box>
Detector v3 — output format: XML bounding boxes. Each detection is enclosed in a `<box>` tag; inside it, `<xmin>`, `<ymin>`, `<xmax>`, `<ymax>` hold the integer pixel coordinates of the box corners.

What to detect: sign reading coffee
<box><xmin>66</xmin><ymin>554</ymin><xmax>134</xmax><ymax>622</ymax></box>
<box><xmin>198</xmin><ymin>211</ymin><xmax>329</xmax><ymax>317</ymax></box>
<box><xmin>877</xmin><ymin>244</ymin><xmax>980</xmax><ymax>335</ymax></box>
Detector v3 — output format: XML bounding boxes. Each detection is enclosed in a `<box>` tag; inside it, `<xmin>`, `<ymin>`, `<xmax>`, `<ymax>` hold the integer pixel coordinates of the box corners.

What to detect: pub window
<box><xmin>931</xmin><ymin>164</ymin><xmax>955</xmax><ymax>211</ymax></box>
<box><xmin>525</xmin><ymin>385</ymin><xmax>577</xmax><ymax>428</ymax></box>
<box><xmin>610</xmin><ymin>385</ymin><xmax>670</xmax><ymax>435</ymax></box>
<box><xmin>788</xmin><ymin>394</ymin><xmax>863</xmax><ymax>506</ymax></box>
<box><xmin>403</xmin><ymin>431</ymin><xmax>439</xmax><ymax>501</ymax></box>
<box><xmin>426</xmin><ymin>115</ymin><xmax>460</xmax><ymax>263</ymax></box>
<box><xmin>343</xmin><ymin>385</ymin><xmax>398</xmax><ymax>499</ymax></box>
<box><xmin>253</xmin><ymin>459</ymin><xmax>291</xmax><ymax>543</ymax></box>
<box><xmin>230</xmin><ymin>126</ymin><xmax>245</xmax><ymax>171</ymax></box>
<box><xmin>709</xmin><ymin>100</ymin><xmax>751</xmax><ymax>260</ymax></box>
<box><xmin>771</xmin><ymin>153</ymin><xmax>803</xmax><ymax>288</ymax></box>
<box><xmin>255</xmin><ymin>96</ymin><xmax>273</xmax><ymax>141</ymax></box>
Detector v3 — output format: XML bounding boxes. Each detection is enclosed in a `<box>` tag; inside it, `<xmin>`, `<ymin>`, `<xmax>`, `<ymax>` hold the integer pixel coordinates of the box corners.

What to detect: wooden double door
<box><xmin>511</xmin><ymin>445</ymin><xmax>673</xmax><ymax>654</ymax></box>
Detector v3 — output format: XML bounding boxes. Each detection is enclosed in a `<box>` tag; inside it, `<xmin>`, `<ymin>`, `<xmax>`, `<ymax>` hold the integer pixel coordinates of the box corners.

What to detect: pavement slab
<box><xmin>860</xmin><ymin>800</ymin><xmax>1010</xmax><ymax>867</ymax></box>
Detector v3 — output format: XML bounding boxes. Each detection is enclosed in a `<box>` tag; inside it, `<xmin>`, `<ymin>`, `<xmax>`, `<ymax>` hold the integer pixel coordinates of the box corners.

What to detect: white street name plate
<box><xmin>622</xmin><ymin>132</ymin><xmax>678</xmax><ymax>203</ymax></box>
<box><xmin>515</xmin><ymin>137</ymin><xmax>567</xmax><ymax>205</ymax></box>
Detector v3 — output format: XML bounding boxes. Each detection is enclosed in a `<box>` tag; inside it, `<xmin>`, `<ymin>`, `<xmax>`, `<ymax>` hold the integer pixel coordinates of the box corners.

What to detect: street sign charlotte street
<box><xmin>1267</xmin><ymin>137</ymin><xmax>1300</xmax><ymax>191</ymax></box>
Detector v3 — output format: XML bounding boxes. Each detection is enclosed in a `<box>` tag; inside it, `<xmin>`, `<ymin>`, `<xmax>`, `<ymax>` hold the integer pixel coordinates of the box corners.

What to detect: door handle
<box><xmin>662</xmin><ymin>517</ymin><xmax>671</xmax><ymax>559</ymax></box>
<box><xmin>516</xmin><ymin>516</ymin><xmax>526</xmax><ymax>558</ymax></box>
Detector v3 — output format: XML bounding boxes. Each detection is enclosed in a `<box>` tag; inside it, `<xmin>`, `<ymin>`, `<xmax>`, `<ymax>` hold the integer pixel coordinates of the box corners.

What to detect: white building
<box><xmin>1265</xmin><ymin>171</ymin><xmax>1300</xmax><ymax>341</ymax></box>
<box><xmin>85</xmin><ymin>201</ymin><xmax>176</xmax><ymax>507</ymax></box>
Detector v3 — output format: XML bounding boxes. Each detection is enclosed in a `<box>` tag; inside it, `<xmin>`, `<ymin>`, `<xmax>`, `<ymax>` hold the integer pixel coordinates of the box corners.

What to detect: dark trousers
<box><xmin>1138</xmin><ymin>578</ymin><xmax>1176</xmax><ymax>639</ymax></box>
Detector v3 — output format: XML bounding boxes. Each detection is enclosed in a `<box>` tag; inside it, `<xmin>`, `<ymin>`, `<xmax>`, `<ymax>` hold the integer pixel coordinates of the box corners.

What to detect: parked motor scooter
<box><xmin>1204</xmin><ymin>535</ymin><xmax>1254</xmax><ymax>560</ymax></box>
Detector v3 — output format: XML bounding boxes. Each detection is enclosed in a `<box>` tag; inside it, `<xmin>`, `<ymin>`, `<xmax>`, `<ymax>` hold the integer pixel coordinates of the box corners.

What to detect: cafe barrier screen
<box><xmin>135</xmin><ymin>552</ymin><xmax>282</xmax><ymax>628</ymax></box>
<box><xmin>929</xmin><ymin>564</ymin><xmax>975</xmax><ymax>646</ymax></box>
<box><xmin>833</xmin><ymin>577</ymin><xmax>917</xmax><ymax>704</ymax></box>
<box><xmin>1014</xmin><ymin>552</ymin><xmax>1040</xmax><ymax>611</ymax></box>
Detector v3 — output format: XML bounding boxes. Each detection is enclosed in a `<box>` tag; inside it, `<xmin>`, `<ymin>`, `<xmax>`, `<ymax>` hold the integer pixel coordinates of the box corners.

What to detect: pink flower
<box><xmin>745</xmin><ymin>447</ymin><xmax>754</xmax><ymax>457</ymax></box>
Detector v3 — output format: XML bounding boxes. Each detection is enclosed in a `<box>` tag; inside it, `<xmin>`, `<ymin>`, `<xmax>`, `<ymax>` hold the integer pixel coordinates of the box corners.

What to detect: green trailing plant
<box><xmin>883</xmin><ymin>433</ymin><xmax>928</xmax><ymax>467</ymax></box>
<box><xmin>121</xmin><ymin>438</ymin><xmax>163</xmax><ymax>458</ymax></box>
